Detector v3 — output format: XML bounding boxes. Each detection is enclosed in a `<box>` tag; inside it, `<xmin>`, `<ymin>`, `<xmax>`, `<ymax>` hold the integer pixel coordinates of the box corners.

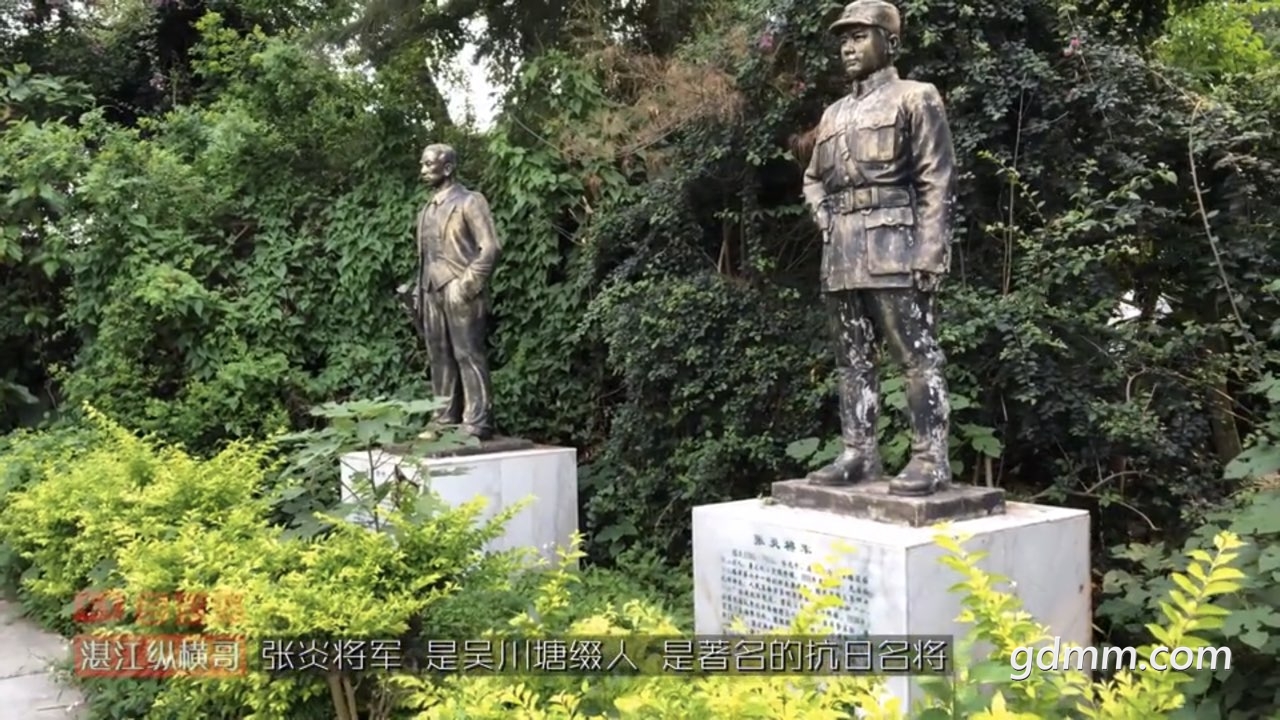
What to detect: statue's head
<box><xmin>829</xmin><ymin>0</ymin><xmax>901</xmax><ymax>81</ymax></box>
<box><xmin>420</xmin><ymin>144</ymin><xmax>457</xmax><ymax>188</ymax></box>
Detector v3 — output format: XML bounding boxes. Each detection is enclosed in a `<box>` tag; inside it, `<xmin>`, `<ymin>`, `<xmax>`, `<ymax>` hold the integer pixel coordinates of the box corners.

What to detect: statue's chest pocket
<box><xmin>852</xmin><ymin>110</ymin><xmax>900</xmax><ymax>164</ymax></box>
<box><xmin>815</xmin><ymin>132</ymin><xmax>844</xmax><ymax>178</ymax></box>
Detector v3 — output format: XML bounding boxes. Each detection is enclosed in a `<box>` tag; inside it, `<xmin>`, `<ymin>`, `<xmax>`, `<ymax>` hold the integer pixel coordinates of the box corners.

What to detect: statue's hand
<box><xmin>815</xmin><ymin>207</ymin><xmax>832</xmax><ymax>233</ymax></box>
<box><xmin>912</xmin><ymin>270</ymin><xmax>942</xmax><ymax>293</ymax></box>
<box><xmin>396</xmin><ymin>281</ymin><xmax>420</xmax><ymax>313</ymax></box>
<box><xmin>445</xmin><ymin>281</ymin><xmax>466</xmax><ymax>306</ymax></box>
<box><xmin>458</xmin><ymin>271</ymin><xmax>484</xmax><ymax>301</ymax></box>
<box><xmin>446</xmin><ymin>273</ymin><xmax>484</xmax><ymax>305</ymax></box>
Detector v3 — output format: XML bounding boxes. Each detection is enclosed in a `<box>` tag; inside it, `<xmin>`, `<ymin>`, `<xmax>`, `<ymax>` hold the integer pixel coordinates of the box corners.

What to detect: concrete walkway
<box><xmin>0</xmin><ymin>600</ymin><xmax>85</xmax><ymax>719</ymax></box>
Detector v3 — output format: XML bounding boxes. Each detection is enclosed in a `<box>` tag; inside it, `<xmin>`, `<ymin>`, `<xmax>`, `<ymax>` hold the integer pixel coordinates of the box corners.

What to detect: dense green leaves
<box><xmin>0</xmin><ymin>0</ymin><xmax>1274</xmax><ymax>550</ymax></box>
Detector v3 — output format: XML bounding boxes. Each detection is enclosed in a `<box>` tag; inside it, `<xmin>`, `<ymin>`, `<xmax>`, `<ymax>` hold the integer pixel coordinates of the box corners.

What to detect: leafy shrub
<box><xmin>1156</xmin><ymin>0</ymin><xmax>1279</xmax><ymax>84</ymax></box>
<box><xmin>0</xmin><ymin>404</ymin><xmax>525</xmax><ymax>718</ymax></box>
<box><xmin>581</xmin><ymin>272</ymin><xmax>828</xmax><ymax>563</ymax></box>
<box><xmin>1099</xmin><ymin>485</ymin><xmax>1280</xmax><ymax>719</ymax></box>
<box><xmin>915</xmin><ymin>530</ymin><xmax>1246</xmax><ymax>718</ymax></box>
<box><xmin>0</xmin><ymin>406</ymin><xmax>280</xmax><ymax>632</ymax></box>
<box><xmin>1097</xmin><ymin>377</ymin><xmax>1280</xmax><ymax>719</ymax></box>
<box><xmin>0</xmin><ymin>421</ymin><xmax>105</xmax><ymax>591</ymax></box>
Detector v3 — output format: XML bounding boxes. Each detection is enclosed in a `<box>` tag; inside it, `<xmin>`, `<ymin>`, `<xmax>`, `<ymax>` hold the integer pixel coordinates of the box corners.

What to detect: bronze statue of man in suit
<box><xmin>406</xmin><ymin>143</ymin><xmax>501</xmax><ymax>439</ymax></box>
<box><xmin>802</xmin><ymin>0</ymin><xmax>959</xmax><ymax>496</ymax></box>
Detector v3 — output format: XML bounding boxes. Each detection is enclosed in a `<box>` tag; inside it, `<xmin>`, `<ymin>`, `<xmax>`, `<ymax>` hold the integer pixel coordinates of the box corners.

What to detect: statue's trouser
<box><xmin>422</xmin><ymin>286</ymin><xmax>493</xmax><ymax>437</ymax></box>
<box><xmin>808</xmin><ymin>288</ymin><xmax>951</xmax><ymax>495</ymax></box>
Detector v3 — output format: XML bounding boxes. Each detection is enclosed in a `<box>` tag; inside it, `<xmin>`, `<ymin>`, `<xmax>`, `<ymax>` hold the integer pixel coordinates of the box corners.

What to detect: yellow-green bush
<box><xmin>0</xmin><ymin>406</ymin><xmax>281</xmax><ymax>632</ymax></box>
<box><xmin>0</xmin><ymin>406</ymin><xmax>528</xmax><ymax>719</ymax></box>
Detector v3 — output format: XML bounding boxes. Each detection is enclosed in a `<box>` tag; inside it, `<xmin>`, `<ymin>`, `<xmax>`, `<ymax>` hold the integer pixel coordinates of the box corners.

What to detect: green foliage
<box><xmin>0</xmin><ymin>404</ymin><xmax>526</xmax><ymax>719</ymax></box>
<box><xmin>0</xmin><ymin>405</ymin><xmax>278</xmax><ymax>632</ymax></box>
<box><xmin>0</xmin><ymin>63</ymin><xmax>93</xmax><ymax>126</ymax></box>
<box><xmin>582</xmin><ymin>273</ymin><xmax>827</xmax><ymax>561</ymax></box>
<box><xmin>1224</xmin><ymin>373</ymin><xmax>1280</xmax><ymax>481</ymax></box>
<box><xmin>0</xmin><ymin>12</ymin><xmax>438</xmax><ymax>453</ymax></box>
<box><xmin>273</xmin><ymin>395</ymin><xmax>484</xmax><ymax>536</ymax></box>
<box><xmin>917</xmin><ymin>528</ymin><xmax>1246</xmax><ymax>718</ymax></box>
<box><xmin>479</xmin><ymin>58</ymin><xmax>621</xmax><ymax>442</ymax></box>
<box><xmin>1097</xmin><ymin>373</ymin><xmax>1280</xmax><ymax>719</ymax></box>
<box><xmin>0</xmin><ymin>64</ymin><xmax>92</xmax><ymax>430</ymax></box>
<box><xmin>1099</xmin><ymin>485</ymin><xmax>1280</xmax><ymax>718</ymax></box>
<box><xmin>1156</xmin><ymin>1</ymin><xmax>1280</xmax><ymax>84</ymax></box>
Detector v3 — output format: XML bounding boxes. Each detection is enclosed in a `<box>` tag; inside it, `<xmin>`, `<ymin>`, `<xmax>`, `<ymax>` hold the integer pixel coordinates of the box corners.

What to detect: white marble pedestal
<box><xmin>692</xmin><ymin>498</ymin><xmax>1090</xmax><ymax>708</ymax></box>
<box><xmin>339</xmin><ymin>446</ymin><xmax>578</xmax><ymax>565</ymax></box>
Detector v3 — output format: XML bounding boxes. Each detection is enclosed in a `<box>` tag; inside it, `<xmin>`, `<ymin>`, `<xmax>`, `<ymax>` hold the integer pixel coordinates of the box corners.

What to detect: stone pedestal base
<box><xmin>339</xmin><ymin>445</ymin><xmax>578</xmax><ymax>565</ymax></box>
<box><xmin>388</xmin><ymin>435</ymin><xmax>535</xmax><ymax>458</ymax></box>
<box><xmin>771</xmin><ymin>480</ymin><xmax>1005</xmax><ymax>526</ymax></box>
<box><xmin>692</xmin><ymin>498</ymin><xmax>1089</xmax><ymax>707</ymax></box>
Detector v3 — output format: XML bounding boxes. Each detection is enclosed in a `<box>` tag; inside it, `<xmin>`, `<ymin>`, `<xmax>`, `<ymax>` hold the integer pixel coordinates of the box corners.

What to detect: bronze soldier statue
<box><xmin>802</xmin><ymin>0</ymin><xmax>958</xmax><ymax>496</ymax></box>
<box><xmin>402</xmin><ymin>143</ymin><xmax>501</xmax><ymax>439</ymax></box>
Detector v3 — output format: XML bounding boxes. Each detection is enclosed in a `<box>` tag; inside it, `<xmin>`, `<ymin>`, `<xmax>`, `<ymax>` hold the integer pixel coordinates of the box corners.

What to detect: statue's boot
<box><xmin>808</xmin><ymin>362</ymin><xmax>882</xmax><ymax>486</ymax></box>
<box><xmin>807</xmin><ymin>446</ymin><xmax>883</xmax><ymax>486</ymax></box>
<box><xmin>889</xmin><ymin>363</ymin><xmax>952</xmax><ymax>496</ymax></box>
<box><xmin>461</xmin><ymin>423</ymin><xmax>493</xmax><ymax>441</ymax></box>
<box><xmin>420</xmin><ymin>412</ymin><xmax>459</xmax><ymax>439</ymax></box>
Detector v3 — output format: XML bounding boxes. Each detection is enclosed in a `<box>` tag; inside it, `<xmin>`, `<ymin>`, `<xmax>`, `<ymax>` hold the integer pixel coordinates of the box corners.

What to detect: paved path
<box><xmin>0</xmin><ymin>600</ymin><xmax>85</xmax><ymax>719</ymax></box>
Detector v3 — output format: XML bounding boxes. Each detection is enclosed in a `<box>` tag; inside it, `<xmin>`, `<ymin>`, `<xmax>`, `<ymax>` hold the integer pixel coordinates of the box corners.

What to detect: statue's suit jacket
<box><xmin>803</xmin><ymin>66</ymin><xmax>957</xmax><ymax>291</ymax></box>
<box><xmin>414</xmin><ymin>182</ymin><xmax>501</xmax><ymax>316</ymax></box>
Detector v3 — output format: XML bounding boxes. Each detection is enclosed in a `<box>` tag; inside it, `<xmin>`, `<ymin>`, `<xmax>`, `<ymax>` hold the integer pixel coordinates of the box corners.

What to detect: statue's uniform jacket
<box><xmin>803</xmin><ymin>66</ymin><xmax>957</xmax><ymax>291</ymax></box>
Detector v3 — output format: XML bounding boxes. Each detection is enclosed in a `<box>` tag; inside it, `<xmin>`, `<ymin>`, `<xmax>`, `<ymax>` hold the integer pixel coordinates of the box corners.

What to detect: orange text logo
<box><xmin>71</xmin><ymin>590</ymin><xmax>244</xmax><ymax>629</ymax></box>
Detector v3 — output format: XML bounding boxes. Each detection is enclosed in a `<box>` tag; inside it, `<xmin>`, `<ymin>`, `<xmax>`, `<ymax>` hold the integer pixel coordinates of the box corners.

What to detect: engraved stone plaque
<box><xmin>694</xmin><ymin>498</ymin><xmax>1092</xmax><ymax>709</ymax></box>
<box><xmin>716</xmin><ymin>531</ymin><xmax>875</xmax><ymax>635</ymax></box>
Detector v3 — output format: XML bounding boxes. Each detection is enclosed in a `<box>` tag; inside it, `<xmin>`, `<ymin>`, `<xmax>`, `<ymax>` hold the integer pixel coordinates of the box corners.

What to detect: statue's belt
<box><xmin>823</xmin><ymin>186</ymin><xmax>913</xmax><ymax>214</ymax></box>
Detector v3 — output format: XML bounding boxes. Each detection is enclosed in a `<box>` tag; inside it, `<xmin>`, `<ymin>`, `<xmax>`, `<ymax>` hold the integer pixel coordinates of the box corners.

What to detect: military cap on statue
<box><xmin>828</xmin><ymin>0</ymin><xmax>902</xmax><ymax>37</ymax></box>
